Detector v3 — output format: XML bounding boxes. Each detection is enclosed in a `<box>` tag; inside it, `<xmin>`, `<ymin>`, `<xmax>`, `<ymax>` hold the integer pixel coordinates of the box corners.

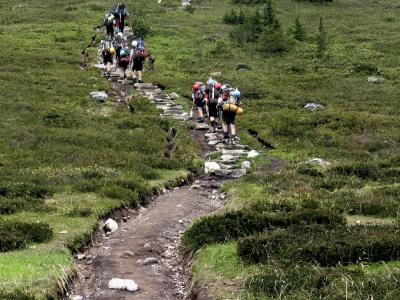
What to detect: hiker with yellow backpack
<box><xmin>219</xmin><ymin>85</ymin><xmax>243</xmax><ymax>145</ymax></box>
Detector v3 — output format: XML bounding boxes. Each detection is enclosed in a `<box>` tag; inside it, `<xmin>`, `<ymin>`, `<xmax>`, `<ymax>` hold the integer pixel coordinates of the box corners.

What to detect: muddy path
<box><xmin>67</xmin><ymin>26</ymin><xmax>265</xmax><ymax>300</ymax></box>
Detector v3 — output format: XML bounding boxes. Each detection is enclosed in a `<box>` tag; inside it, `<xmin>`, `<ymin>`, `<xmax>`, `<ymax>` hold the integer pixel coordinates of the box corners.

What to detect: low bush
<box><xmin>0</xmin><ymin>221</ymin><xmax>53</xmax><ymax>252</ymax></box>
<box><xmin>0</xmin><ymin>182</ymin><xmax>52</xmax><ymax>199</ymax></box>
<box><xmin>330</xmin><ymin>162</ymin><xmax>379</xmax><ymax>180</ymax></box>
<box><xmin>100</xmin><ymin>184</ymin><xmax>139</xmax><ymax>206</ymax></box>
<box><xmin>352</xmin><ymin>63</ymin><xmax>381</xmax><ymax>75</ymax></box>
<box><xmin>66</xmin><ymin>207</ymin><xmax>93</xmax><ymax>217</ymax></box>
<box><xmin>0</xmin><ymin>198</ymin><xmax>44</xmax><ymax>215</ymax></box>
<box><xmin>257</xmin><ymin>28</ymin><xmax>293</xmax><ymax>53</ymax></box>
<box><xmin>181</xmin><ymin>209</ymin><xmax>344</xmax><ymax>254</ymax></box>
<box><xmin>0</xmin><ymin>290</ymin><xmax>35</xmax><ymax>300</ymax></box>
<box><xmin>238</xmin><ymin>225</ymin><xmax>400</xmax><ymax>265</ymax></box>
<box><xmin>245</xmin><ymin>265</ymin><xmax>400</xmax><ymax>299</ymax></box>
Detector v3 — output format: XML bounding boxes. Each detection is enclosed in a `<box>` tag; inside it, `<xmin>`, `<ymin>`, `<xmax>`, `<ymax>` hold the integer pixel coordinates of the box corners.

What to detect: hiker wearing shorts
<box><xmin>102</xmin><ymin>46</ymin><xmax>115</xmax><ymax>75</ymax></box>
<box><xmin>205</xmin><ymin>78</ymin><xmax>222</xmax><ymax>133</ymax></box>
<box><xmin>192</xmin><ymin>82</ymin><xmax>207</xmax><ymax>123</ymax></box>
<box><xmin>130</xmin><ymin>39</ymin><xmax>150</xmax><ymax>83</ymax></box>
<box><xmin>220</xmin><ymin>85</ymin><xmax>241</xmax><ymax>145</ymax></box>
<box><xmin>118</xmin><ymin>47</ymin><xmax>130</xmax><ymax>79</ymax></box>
<box><xmin>104</xmin><ymin>12</ymin><xmax>115</xmax><ymax>39</ymax></box>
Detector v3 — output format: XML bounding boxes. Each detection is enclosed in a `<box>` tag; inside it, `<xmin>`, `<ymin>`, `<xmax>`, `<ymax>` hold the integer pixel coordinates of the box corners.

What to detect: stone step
<box><xmin>214</xmin><ymin>168</ymin><xmax>247</xmax><ymax>178</ymax></box>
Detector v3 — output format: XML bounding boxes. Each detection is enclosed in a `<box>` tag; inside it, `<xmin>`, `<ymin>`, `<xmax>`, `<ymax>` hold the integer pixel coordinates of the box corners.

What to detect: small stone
<box><xmin>105</xmin><ymin>231</ymin><xmax>111</xmax><ymax>237</ymax></box>
<box><xmin>122</xmin><ymin>216</ymin><xmax>128</xmax><ymax>222</ymax></box>
<box><xmin>220</xmin><ymin>154</ymin><xmax>235</xmax><ymax>162</ymax></box>
<box><xmin>143</xmin><ymin>257</ymin><xmax>159</xmax><ymax>265</ymax></box>
<box><xmin>304</xmin><ymin>158</ymin><xmax>331</xmax><ymax>167</ymax></box>
<box><xmin>75</xmin><ymin>254</ymin><xmax>85</xmax><ymax>260</ymax></box>
<box><xmin>161</xmin><ymin>249</ymin><xmax>173</xmax><ymax>259</ymax></box>
<box><xmin>247</xmin><ymin>150</ymin><xmax>260</xmax><ymax>159</ymax></box>
<box><xmin>241</xmin><ymin>161</ymin><xmax>252</xmax><ymax>170</ymax></box>
<box><xmin>121</xmin><ymin>251</ymin><xmax>135</xmax><ymax>258</ymax></box>
<box><xmin>178</xmin><ymin>219</ymin><xmax>184</xmax><ymax>224</ymax></box>
<box><xmin>368</xmin><ymin>76</ymin><xmax>385</xmax><ymax>84</ymax></box>
<box><xmin>214</xmin><ymin>168</ymin><xmax>247</xmax><ymax>178</ymax></box>
<box><xmin>356</xmin><ymin>220</ymin><xmax>361</xmax><ymax>225</ymax></box>
<box><xmin>69</xmin><ymin>295</ymin><xmax>83</xmax><ymax>300</ymax></box>
<box><xmin>143</xmin><ymin>243</ymin><xmax>152</xmax><ymax>252</ymax></box>
<box><xmin>104</xmin><ymin>218</ymin><xmax>118</xmax><ymax>233</ymax></box>
<box><xmin>169</xmin><ymin>92</ymin><xmax>180</xmax><ymax>99</ymax></box>
<box><xmin>190</xmin><ymin>184</ymin><xmax>202</xmax><ymax>190</ymax></box>
<box><xmin>108</xmin><ymin>278</ymin><xmax>138</xmax><ymax>292</ymax></box>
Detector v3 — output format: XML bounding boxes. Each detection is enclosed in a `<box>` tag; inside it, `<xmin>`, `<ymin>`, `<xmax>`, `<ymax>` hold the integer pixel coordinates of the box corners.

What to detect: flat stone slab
<box><xmin>221</xmin><ymin>149</ymin><xmax>249</xmax><ymax>156</ymax></box>
<box><xmin>195</xmin><ymin>123</ymin><xmax>210</xmax><ymax>130</ymax></box>
<box><xmin>214</xmin><ymin>168</ymin><xmax>247</xmax><ymax>178</ymax></box>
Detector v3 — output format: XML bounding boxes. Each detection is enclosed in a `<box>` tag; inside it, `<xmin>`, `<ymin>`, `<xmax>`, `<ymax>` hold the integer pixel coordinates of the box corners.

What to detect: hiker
<box><xmin>102</xmin><ymin>46</ymin><xmax>115</xmax><ymax>75</ymax></box>
<box><xmin>205</xmin><ymin>78</ymin><xmax>222</xmax><ymax>133</ymax></box>
<box><xmin>112</xmin><ymin>3</ymin><xmax>129</xmax><ymax>33</ymax></box>
<box><xmin>103</xmin><ymin>12</ymin><xmax>115</xmax><ymax>39</ymax></box>
<box><xmin>118</xmin><ymin>46</ymin><xmax>131</xmax><ymax>79</ymax></box>
<box><xmin>129</xmin><ymin>39</ymin><xmax>150</xmax><ymax>83</ymax></box>
<box><xmin>192</xmin><ymin>82</ymin><xmax>207</xmax><ymax>123</ymax></box>
<box><xmin>219</xmin><ymin>85</ymin><xmax>242</xmax><ymax>145</ymax></box>
<box><xmin>113</xmin><ymin>32</ymin><xmax>125</xmax><ymax>62</ymax></box>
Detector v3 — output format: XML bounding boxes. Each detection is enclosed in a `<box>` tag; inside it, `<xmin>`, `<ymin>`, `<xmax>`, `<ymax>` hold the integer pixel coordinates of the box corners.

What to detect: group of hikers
<box><xmin>102</xmin><ymin>3</ymin><xmax>152</xmax><ymax>83</ymax></box>
<box><xmin>101</xmin><ymin>4</ymin><xmax>243</xmax><ymax>145</ymax></box>
<box><xmin>192</xmin><ymin>79</ymin><xmax>243</xmax><ymax>145</ymax></box>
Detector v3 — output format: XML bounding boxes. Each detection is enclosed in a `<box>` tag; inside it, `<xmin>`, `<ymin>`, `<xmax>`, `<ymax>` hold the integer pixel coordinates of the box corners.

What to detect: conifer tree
<box><xmin>292</xmin><ymin>16</ymin><xmax>306</xmax><ymax>41</ymax></box>
<box><xmin>316</xmin><ymin>17</ymin><xmax>328</xmax><ymax>59</ymax></box>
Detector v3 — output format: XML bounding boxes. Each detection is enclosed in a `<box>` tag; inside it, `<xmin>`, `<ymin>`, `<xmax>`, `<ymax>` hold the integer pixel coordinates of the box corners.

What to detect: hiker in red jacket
<box><xmin>192</xmin><ymin>82</ymin><xmax>207</xmax><ymax>123</ymax></box>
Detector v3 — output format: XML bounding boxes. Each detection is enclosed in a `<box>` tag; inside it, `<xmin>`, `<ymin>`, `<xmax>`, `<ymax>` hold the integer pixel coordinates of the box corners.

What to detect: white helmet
<box><xmin>132</xmin><ymin>40</ymin><xmax>138</xmax><ymax>48</ymax></box>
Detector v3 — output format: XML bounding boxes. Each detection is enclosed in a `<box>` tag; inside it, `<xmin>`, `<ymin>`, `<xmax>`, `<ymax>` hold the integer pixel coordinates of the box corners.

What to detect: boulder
<box><xmin>304</xmin><ymin>158</ymin><xmax>331</xmax><ymax>167</ymax></box>
<box><xmin>368</xmin><ymin>76</ymin><xmax>385</xmax><ymax>84</ymax></box>
<box><xmin>104</xmin><ymin>218</ymin><xmax>118</xmax><ymax>233</ymax></box>
<box><xmin>215</xmin><ymin>168</ymin><xmax>247</xmax><ymax>178</ymax></box>
<box><xmin>69</xmin><ymin>296</ymin><xmax>83</xmax><ymax>300</ymax></box>
<box><xmin>247</xmin><ymin>150</ymin><xmax>260</xmax><ymax>159</ymax></box>
<box><xmin>143</xmin><ymin>257</ymin><xmax>159</xmax><ymax>265</ymax></box>
<box><xmin>121</xmin><ymin>251</ymin><xmax>135</xmax><ymax>258</ymax></box>
<box><xmin>304</xmin><ymin>103</ymin><xmax>324</xmax><ymax>111</ymax></box>
<box><xmin>90</xmin><ymin>91</ymin><xmax>108</xmax><ymax>102</ymax></box>
<box><xmin>204</xmin><ymin>161</ymin><xmax>221</xmax><ymax>174</ymax></box>
<box><xmin>108</xmin><ymin>278</ymin><xmax>138</xmax><ymax>292</ymax></box>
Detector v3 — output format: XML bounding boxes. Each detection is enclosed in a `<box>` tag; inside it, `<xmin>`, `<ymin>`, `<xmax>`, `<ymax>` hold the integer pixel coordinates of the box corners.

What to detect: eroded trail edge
<box><xmin>68</xmin><ymin>26</ymin><xmax>260</xmax><ymax>300</ymax></box>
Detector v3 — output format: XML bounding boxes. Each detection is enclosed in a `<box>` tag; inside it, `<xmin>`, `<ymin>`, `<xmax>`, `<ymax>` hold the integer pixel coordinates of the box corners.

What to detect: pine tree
<box><xmin>316</xmin><ymin>17</ymin><xmax>328</xmax><ymax>59</ymax></box>
<box><xmin>292</xmin><ymin>17</ymin><xmax>306</xmax><ymax>41</ymax></box>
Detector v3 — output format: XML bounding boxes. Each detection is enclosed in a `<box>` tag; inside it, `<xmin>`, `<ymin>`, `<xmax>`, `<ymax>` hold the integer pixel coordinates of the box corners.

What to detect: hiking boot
<box><xmin>132</xmin><ymin>78</ymin><xmax>138</xmax><ymax>83</ymax></box>
<box><xmin>138</xmin><ymin>79</ymin><xmax>144</xmax><ymax>83</ymax></box>
<box><xmin>231</xmin><ymin>138</ymin><xmax>236</xmax><ymax>146</ymax></box>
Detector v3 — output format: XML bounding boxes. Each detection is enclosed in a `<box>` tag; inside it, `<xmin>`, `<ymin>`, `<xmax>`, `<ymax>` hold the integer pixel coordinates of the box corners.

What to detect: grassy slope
<box><xmin>129</xmin><ymin>0</ymin><xmax>400</xmax><ymax>298</ymax></box>
<box><xmin>0</xmin><ymin>0</ymin><xmax>198</xmax><ymax>297</ymax></box>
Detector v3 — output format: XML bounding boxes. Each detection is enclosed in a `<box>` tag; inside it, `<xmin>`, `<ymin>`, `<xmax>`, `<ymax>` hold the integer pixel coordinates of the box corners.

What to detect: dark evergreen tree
<box><xmin>316</xmin><ymin>17</ymin><xmax>328</xmax><ymax>59</ymax></box>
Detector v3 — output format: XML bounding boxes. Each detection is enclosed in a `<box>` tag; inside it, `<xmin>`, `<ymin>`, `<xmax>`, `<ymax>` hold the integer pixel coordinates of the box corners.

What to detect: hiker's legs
<box><xmin>137</xmin><ymin>70</ymin><xmax>143</xmax><ymax>82</ymax></box>
<box><xmin>120</xmin><ymin>18</ymin><xmax>125</xmax><ymax>32</ymax></box>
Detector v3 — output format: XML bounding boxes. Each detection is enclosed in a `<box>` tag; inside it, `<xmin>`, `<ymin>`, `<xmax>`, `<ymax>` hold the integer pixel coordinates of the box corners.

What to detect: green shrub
<box><xmin>100</xmin><ymin>184</ymin><xmax>139</xmax><ymax>206</ymax></box>
<box><xmin>74</xmin><ymin>179</ymin><xmax>103</xmax><ymax>193</ymax></box>
<box><xmin>238</xmin><ymin>225</ymin><xmax>400</xmax><ymax>265</ymax></box>
<box><xmin>291</xmin><ymin>16</ymin><xmax>306</xmax><ymax>41</ymax></box>
<box><xmin>352</xmin><ymin>63</ymin><xmax>381</xmax><ymax>75</ymax></box>
<box><xmin>0</xmin><ymin>182</ymin><xmax>52</xmax><ymax>199</ymax></box>
<box><xmin>245</xmin><ymin>265</ymin><xmax>400</xmax><ymax>299</ymax></box>
<box><xmin>257</xmin><ymin>28</ymin><xmax>293</xmax><ymax>53</ymax></box>
<box><xmin>0</xmin><ymin>221</ymin><xmax>53</xmax><ymax>252</ymax></box>
<box><xmin>297</xmin><ymin>164</ymin><xmax>324</xmax><ymax>177</ymax></box>
<box><xmin>223</xmin><ymin>9</ymin><xmax>245</xmax><ymax>25</ymax></box>
<box><xmin>331</xmin><ymin>162</ymin><xmax>379</xmax><ymax>180</ymax></box>
<box><xmin>232</xmin><ymin>0</ymin><xmax>268</xmax><ymax>3</ymax></box>
<box><xmin>0</xmin><ymin>290</ymin><xmax>35</xmax><ymax>300</ymax></box>
<box><xmin>132</xmin><ymin>17</ymin><xmax>151</xmax><ymax>38</ymax></box>
<box><xmin>181</xmin><ymin>209</ymin><xmax>344</xmax><ymax>254</ymax></box>
<box><xmin>0</xmin><ymin>197</ymin><xmax>44</xmax><ymax>215</ymax></box>
<box><xmin>66</xmin><ymin>207</ymin><xmax>93</xmax><ymax>217</ymax></box>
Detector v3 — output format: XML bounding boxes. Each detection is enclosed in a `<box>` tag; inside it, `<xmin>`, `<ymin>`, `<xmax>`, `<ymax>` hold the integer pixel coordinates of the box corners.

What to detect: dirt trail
<box><xmin>67</xmin><ymin>26</ymin><xmax>262</xmax><ymax>300</ymax></box>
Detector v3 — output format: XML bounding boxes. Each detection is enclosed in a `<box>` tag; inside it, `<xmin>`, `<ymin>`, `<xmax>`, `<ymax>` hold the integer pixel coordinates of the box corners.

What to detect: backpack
<box><xmin>104</xmin><ymin>13</ymin><xmax>114</xmax><ymax>26</ymax></box>
<box><xmin>134</xmin><ymin>39</ymin><xmax>149</xmax><ymax>58</ymax></box>
<box><xmin>194</xmin><ymin>90</ymin><xmax>205</xmax><ymax>103</ymax></box>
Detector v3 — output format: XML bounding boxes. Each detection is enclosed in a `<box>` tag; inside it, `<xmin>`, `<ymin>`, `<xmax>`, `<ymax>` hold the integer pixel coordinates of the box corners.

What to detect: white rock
<box><xmin>143</xmin><ymin>243</ymin><xmax>152</xmax><ymax>252</ymax></box>
<box><xmin>304</xmin><ymin>158</ymin><xmax>331</xmax><ymax>167</ymax></box>
<box><xmin>190</xmin><ymin>184</ymin><xmax>202</xmax><ymax>190</ymax></box>
<box><xmin>368</xmin><ymin>76</ymin><xmax>385</xmax><ymax>84</ymax></box>
<box><xmin>90</xmin><ymin>91</ymin><xmax>108</xmax><ymax>102</ymax></box>
<box><xmin>169</xmin><ymin>92</ymin><xmax>180</xmax><ymax>99</ymax></box>
<box><xmin>121</xmin><ymin>251</ymin><xmax>135</xmax><ymax>258</ymax></box>
<box><xmin>69</xmin><ymin>295</ymin><xmax>83</xmax><ymax>300</ymax></box>
<box><xmin>204</xmin><ymin>161</ymin><xmax>221</xmax><ymax>174</ymax></box>
<box><xmin>241</xmin><ymin>161</ymin><xmax>252</xmax><ymax>170</ymax></box>
<box><xmin>108</xmin><ymin>278</ymin><xmax>138</xmax><ymax>292</ymax></box>
<box><xmin>161</xmin><ymin>249</ymin><xmax>174</xmax><ymax>258</ymax></box>
<box><xmin>104</xmin><ymin>218</ymin><xmax>118</xmax><ymax>233</ymax></box>
<box><xmin>247</xmin><ymin>150</ymin><xmax>260</xmax><ymax>159</ymax></box>
<box><xmin>75</xmin><ymin>254</ymin><xmax>85</xmax><ymax>260</ymax></box>
<box><xmin>356</xmin><ymin>220</ymin><xmax>361</xmax><ymax>225</ymax></box>
<box><xmin>304</xmin><ymin>103</ymin><xmax>324</xmax><ymax>111</ymax></box>
<box><xmin>220</xmin><ymin>154</ymin><xmax>235</xmax><ymax>161</ymax></box>
<box><xmin>143</xmin><ymin>257</ymin><xmax>159</xmax><ymax>265</ymax></box>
